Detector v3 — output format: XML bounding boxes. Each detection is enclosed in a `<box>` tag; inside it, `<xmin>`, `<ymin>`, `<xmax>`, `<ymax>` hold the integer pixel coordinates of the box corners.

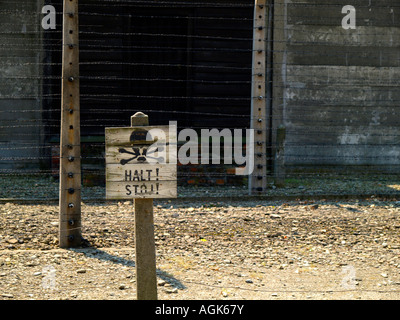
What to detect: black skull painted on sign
<box><xmin>118</xmin><ymin>128</ymin><xmax>164</xmax><ymax>165</ymax></box>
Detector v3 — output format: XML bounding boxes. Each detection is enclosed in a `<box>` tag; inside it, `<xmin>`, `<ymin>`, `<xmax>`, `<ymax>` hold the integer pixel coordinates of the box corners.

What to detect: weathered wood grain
<box><xmin>249</xmin><ymin>0</ymin><xmax>268</xmax><ymax>195</ymax></box>
<box><xmin>106</xmin><ymin>163</ymin><xmax>177</xmax><ymax>182</ymax></box>
<box><xmin>105</xmin><ymin>144</ymin><xmax>176</xmax><ymax>165</ymax></box>
<box><xmin>105</xmin><ymin>120</ymin><xmax>177</xmax><ymax>200</ymax></box>
<box><xmin>105</xmin><ymin>126</ymin><xmax>176</xmax><ymax>147</ymax></box>
<box><xmin>106</xmin><ymin>180</ymin><xmax>177</xmax><ymax>199</ymax></box>
<box><xmin>59</xmin><ymin>0</ymin><xmax>82</xmax><ymax>249</ymax></box>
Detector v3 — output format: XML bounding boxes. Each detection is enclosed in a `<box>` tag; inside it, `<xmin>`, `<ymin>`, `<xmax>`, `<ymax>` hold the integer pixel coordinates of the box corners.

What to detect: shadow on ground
<box><xmin>68</xmin><ymin>247</ymin><xmax>186</xmax><ymax>290</ymax></box>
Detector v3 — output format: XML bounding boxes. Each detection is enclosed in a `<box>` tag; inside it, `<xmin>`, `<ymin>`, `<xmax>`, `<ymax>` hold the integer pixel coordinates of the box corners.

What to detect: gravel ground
<box><xmin>1</xmin><ymin>197</ymin><xmax>400</xmax><ymax>300</ymax></box>
<box><xmin>1</xmin><ymin>173</ymin><xmax>399</xmax><ymax>201</ymax></box>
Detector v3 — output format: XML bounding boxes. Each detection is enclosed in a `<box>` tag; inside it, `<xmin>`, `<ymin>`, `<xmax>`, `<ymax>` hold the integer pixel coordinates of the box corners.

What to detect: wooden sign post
<box><xmin>105</xmin><ymin>112</ymin><xmax>177</xmax><ymax>300</ymax></box>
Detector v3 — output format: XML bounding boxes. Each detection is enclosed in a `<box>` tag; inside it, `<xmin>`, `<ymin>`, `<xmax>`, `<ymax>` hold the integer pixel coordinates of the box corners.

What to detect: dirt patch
<box><xmin>1</xmin><ymin>198</ymin><xmax>400</xmax><ymax>300</ymax></box>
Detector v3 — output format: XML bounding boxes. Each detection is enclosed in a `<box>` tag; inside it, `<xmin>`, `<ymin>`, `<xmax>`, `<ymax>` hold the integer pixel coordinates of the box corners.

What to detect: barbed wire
<box><xmin>0</xmin><ymin>0</ymin><xmax>399</xmax><ymax>201</ymax></box>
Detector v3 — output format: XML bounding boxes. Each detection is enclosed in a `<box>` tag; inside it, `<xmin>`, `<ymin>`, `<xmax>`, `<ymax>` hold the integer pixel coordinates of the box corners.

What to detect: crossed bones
<box><xmin>118</xmin><ymin>146</ymin><xmax>164</xmax><ymax>165</ymax></box>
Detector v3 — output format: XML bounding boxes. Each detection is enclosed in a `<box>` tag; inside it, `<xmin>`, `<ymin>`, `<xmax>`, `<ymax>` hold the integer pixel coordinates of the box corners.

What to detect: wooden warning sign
<box><xmin>105</xmin><ymin>124</ymin><xmax>177</xmax><ymax>199</ymax></box>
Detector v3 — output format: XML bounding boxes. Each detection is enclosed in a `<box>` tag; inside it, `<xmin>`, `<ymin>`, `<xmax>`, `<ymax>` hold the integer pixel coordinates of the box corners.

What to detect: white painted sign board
<box><xmin>105</xmin><ymin>125</ymin><xmax>177</xmax><ymax>199</ymax></box>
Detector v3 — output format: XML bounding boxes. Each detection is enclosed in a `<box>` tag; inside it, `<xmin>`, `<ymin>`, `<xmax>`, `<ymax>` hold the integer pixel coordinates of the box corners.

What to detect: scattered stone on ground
<box><xmin>1</xmin><ymin>198</ymin><xmax>400</xmax><ymax>299</ymax></box>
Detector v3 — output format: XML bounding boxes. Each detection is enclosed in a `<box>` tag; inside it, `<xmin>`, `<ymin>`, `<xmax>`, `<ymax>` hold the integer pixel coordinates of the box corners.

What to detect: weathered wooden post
<box><xmin>249</xmin><ymin>0</ymin><xmax>268</xmax><ymax>195</ymax></box>
<box><xmin>274</xmin><ymin>125</ymin><xmax>286</xmax><ymax>187</ymax></box>
<box><xmin>59</xmin><ymin>0</ymin><xmax>82</xmax><ymax>248</ymax></box>
<box><xmin>131</xmin><ymin>113</ymin><xmax>157</xmax><ymax>301</ymax></box>
<box><xmin>105</xmin><ymin>112</ymin><xmax>177</xmax><ymax>300</ymax></box>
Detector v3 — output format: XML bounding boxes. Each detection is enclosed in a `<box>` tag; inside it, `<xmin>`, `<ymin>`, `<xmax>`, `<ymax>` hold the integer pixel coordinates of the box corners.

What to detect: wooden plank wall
<box><xmin>277</xmin><ymin>0</ymin><xmax>400</xmax><ymax>167</ymax></box>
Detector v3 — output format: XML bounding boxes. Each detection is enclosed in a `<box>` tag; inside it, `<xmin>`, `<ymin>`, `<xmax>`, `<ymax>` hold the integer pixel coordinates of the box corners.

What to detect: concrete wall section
<box><xmin>278</xmin><ymin>0</ymin><xmax>400</xmax><ymax>166</ymax></box>
<box><xmin>0</xmin><ymin>1</ymin><xmax>44</xmax><ymax>170</ymax></box>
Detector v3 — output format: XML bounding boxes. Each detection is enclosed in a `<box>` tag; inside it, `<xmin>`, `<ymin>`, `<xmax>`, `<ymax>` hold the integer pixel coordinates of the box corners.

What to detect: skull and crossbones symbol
<box><xmin>118</xmin><ymin>146</ymin><xmax>164</xmax><ymax>165</ymax></box>
<box><xmin>118</xmin><ymin>129</ymin><xmax>164</xmax><ymax>165</ymax></box>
